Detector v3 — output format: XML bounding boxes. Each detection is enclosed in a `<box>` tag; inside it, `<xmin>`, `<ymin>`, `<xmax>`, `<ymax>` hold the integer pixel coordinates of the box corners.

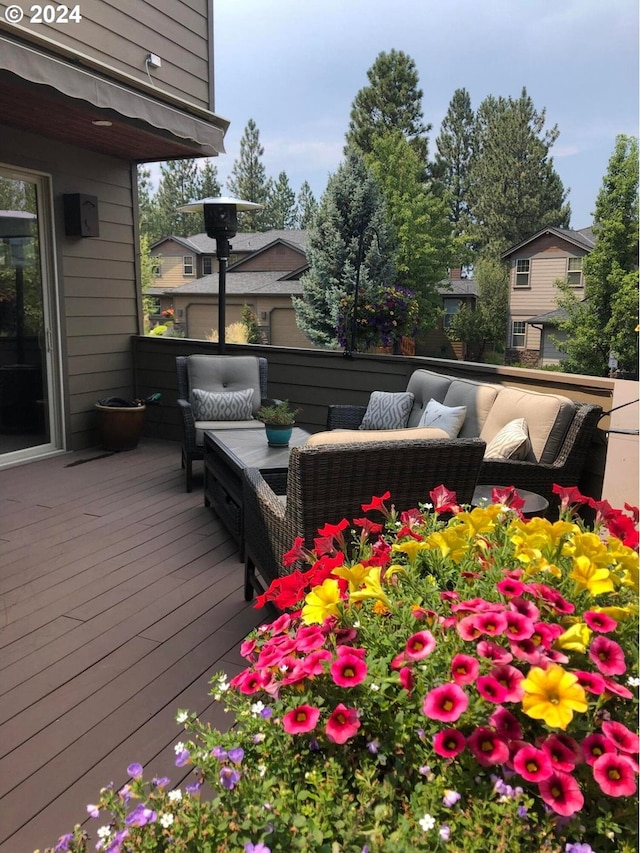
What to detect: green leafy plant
<box><xmin>255</xmin><ymin>400</ymin><xmax>300</xmax><ymax>426</ymax></box>
<box><xmin>44</xmin><ymin>486</ymin><xmax>638</xmax><ymax>853</ymax></box>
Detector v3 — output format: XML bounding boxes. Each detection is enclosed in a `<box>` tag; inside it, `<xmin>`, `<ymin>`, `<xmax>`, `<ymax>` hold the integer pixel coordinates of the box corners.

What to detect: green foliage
<box><xmin>226</xmin><ymin>119</ymin><xmax>270</xmax><ymax>231</ymax></box>
<box><xmin>255</xmin><ymin>400</ymin><xmax>299</xmax><ymax>425</ymax></box>
<box><xmin>296</xmin><ymin>181</ymin><xmax>319</xmax><ymax>229</ymax></box>
<box><xmin>346</xmin><ymin>49</ymin><xmax>430</xmax><ymax>163</ymax></box>
<box><xmin>556</xmin><ymin>135</ymin><xmax>639</xmax><ymax>378</ymax></box>
<box><xmin>198</xmin><ymin>159</ymin><xmax>221</xmax><ymax>199</ymax></box>
<box><xmin>367</xmin><ymin>130</ymin><xmax>453</xmax><ymax>330</ymax></box>
<box><xmin>469</xmin><ymin>88</ymin><xmax>570</xmax><ymax>254</ymax></box>
<box><xmin>151</xmin><ymin>159</ymin><xmax>202</xmax><ymax>242</ymax></box>
<box><xmin>263</xmin><ymin>171</ymin><xmax>297</xmax><ymax>230</ymax></box>
<box><xmin>293</xmin><ymin>149</ymin><xmax>394</xmax><ymax>349</ymax></box>
<box><xmin>241</xmin><ymin>303</ymin><xmax>262</xmax><ymax>344</ymax></box>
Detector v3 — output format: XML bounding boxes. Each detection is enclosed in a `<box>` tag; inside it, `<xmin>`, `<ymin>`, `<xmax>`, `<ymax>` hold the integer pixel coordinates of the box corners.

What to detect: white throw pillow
<box><xmin>484</xmin><ymin>418</ymin><xmax>531</xmax><ymax>460</ymax></box>
<box><xmin>191</xmin><ymin>387</ymin><xmax>254</xmax><ymax>421</ymax></box>
<box><xmin>359</xmin><ymin>391</ymin><xmax>414</xmax><ymax>430</ymax></box>
<box><xmin>418</xmin><ymin>398</ymin><xmax>466</xmax><ymax>438</ymax></box>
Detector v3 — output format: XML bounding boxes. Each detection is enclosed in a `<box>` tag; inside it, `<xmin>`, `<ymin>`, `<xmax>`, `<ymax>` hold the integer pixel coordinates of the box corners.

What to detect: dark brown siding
<box><xmin>233</xmin><ymin>244</ymin><xmax>306</xmax><ymax>272</ymax></box>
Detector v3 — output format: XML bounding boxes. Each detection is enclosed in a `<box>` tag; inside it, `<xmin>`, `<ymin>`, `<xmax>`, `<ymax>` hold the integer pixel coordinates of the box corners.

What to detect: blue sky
<box><xmin>209</xmin><ymin>0</ymin><xmax>638</xmax><ymax>228</ymax></box>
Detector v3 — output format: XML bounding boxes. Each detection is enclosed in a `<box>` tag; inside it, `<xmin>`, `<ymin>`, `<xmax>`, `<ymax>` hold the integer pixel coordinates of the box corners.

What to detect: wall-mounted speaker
<box><xmin>64</xmin><ymin>194</ymin><xmax>100</xmax><ymax>237</ymax></box>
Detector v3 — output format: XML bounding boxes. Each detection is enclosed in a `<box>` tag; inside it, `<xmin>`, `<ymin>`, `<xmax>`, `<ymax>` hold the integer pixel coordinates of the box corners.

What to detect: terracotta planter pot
<box><xmin>95</xmin><ymin>403</ymin><xmax>146</xmax><ymax>451</ymax></box>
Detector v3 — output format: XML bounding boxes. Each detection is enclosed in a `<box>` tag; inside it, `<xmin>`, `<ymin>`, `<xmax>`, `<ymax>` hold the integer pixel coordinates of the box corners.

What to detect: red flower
<box><xmin>361</xmin><ymin>492</ymin><xmax>391</xmax><ymax>515</ymax></box>
<box><xmin>325</xmin><ymin>703</ymin><xmax>360</xmax><ymax>744</ymax></box>
<box><xmin>513</xmin><ymin>744</ymin><xmax>553</xmax><ymax>782</ymax></box>
<box><xmin>282</xmin><ymin>704</ymin><xmax>320</xmax><ymax>735</ymax></box>
<box><xmin>429</xmin><ymin>484</ymin><xmax>460</xmax><ymax>514</ymax></box>
<box><xmin>352</xmin><ymin>517</ymin><xmax>383</xmax><ymax>536</ymax></box>
<box><xmin>589</xmin><ymin>636</ymin><xmax>627</xmax><ymax>676</ymax></box>
<box><xmin>282</xmin><ymin>538</ymin><xmax>308</xmax><ymax>566</ymax></box>
<box><xmin>538</xmin><ymin>770</ymin><xmax>584</xmax><ymax>816</ymax></box>
<box><xmin>433</xmin><ymin>728</ymin><xmax>466</xmax><ymax>758</ymax></box>
<box><xmin>330</xmin><ymin>651</ymin><xmax>367</xmax><ymax>687</ymax></box>
<box><xmin>592</xmin><ymin>752</ymin><xmax>638</xmax><ymax>797</ymax></box>
<box><xmin>404</xmin><ymin>630</ymin><xmax>436</xmax><ymax>661</ymax></box>
<box><xmin>467</xmin><ymin>727</ymin><xmax>510</xmax><ymax>766</ymax></box>
<box><xmin>490</xmin><ymin>486</ymin><xmax>526</xmax><ymax>513</ymax></box>
<box><xmin>552</xmin><ymin>484</ymin><xmax>589</xmax><ymax>512</ymax></box>
<box><xmin>422</xmin><ymin>683</ymin><xmax>468</xmax><ymax>722</ymax></box>
<box><xmin>398</xmin><ymin>666</ymin><xmax>415</xmax><ymax>692</ymax></box>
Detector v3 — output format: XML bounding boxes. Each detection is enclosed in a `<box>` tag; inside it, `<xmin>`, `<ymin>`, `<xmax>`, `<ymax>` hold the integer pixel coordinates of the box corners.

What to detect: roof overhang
<box><xmin>0</xmin><ymin>35</ymin><xmax>228</xmax><ymax>161</ymax></box>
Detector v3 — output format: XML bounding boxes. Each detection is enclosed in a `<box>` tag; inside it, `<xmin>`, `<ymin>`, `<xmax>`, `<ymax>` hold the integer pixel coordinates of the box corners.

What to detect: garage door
<box><xmin>270</xmin><ymin>307</ymin><xmax>315</xmax><ymax>348</ymax></box>
<box><xmin>187</xmin><ymin>303</ymin><xmax>243</xmax><ymax>340</ymax></box>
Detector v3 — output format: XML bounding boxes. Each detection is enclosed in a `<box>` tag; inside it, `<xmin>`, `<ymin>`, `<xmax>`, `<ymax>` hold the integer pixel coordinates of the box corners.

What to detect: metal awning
<box><xmin>0</xmin><ymin>35</ymin><xmax>228</xmax><ymax>159</ymax></box>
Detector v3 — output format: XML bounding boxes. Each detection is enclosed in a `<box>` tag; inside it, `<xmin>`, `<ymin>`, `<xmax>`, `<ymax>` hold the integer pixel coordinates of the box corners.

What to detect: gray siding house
<box><xmin>0</xmin><ymin>0</ymin><xmax>228</xmax><ymax>467</ymax></box>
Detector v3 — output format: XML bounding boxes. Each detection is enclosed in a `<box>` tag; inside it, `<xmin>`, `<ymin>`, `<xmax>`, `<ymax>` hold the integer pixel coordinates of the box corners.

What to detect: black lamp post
<box><xmin>178</xmin><ymin>196</ymin><xmax>262</xmax><ymax>353</ymax></box>
<box><xmin>344</xmin><ymin>223</ymin><xmax>382</xmax><ymax>358</ymax></box>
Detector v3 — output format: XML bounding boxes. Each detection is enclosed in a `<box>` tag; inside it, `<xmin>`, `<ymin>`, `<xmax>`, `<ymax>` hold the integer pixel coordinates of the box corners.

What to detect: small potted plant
<box><xmin>255</xmin><ymin>400</ymin><xmax>300</xmax><ymax>447</ymax></box>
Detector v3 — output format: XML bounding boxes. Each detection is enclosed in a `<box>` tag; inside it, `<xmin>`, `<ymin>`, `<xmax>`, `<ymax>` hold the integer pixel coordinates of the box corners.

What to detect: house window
<box><xmin>202</xmin><ymin>255</ymin><xmax>213</xmax><ymax>276</ymax></box>
<box><xmin>442</xmin><ymin>297</ymin><xmax>461</xmax><ymax>328</ymax></box>
<box><xmin>515</xmin><ymin>259</ymin><xmax>530</xmax><ymax>287</ymax></box>
<box><xmin>183</xmin><ymin>255</ymin><xmax>194</xmax><ymax>276</ymax></box>
<box><xmin>511</xmin><ymin>320</ymin><xmax>526</xmax><ymax>348</ymax></box>
<box><xmin>567</xmin><ymin>257</ymin><xmax>583</xmax><ymax>287</ymax></box>
<box><xmin>151</xmin><ymin>260</ymin><xmax>161</xmax><ymax>277</ymax></box>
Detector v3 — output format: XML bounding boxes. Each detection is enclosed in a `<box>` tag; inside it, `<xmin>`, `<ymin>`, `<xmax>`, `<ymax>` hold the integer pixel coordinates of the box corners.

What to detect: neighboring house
<box><xmin>526</xmin><ymin>307</ymin><xmax>572</xmax><ymax>367</ymax></box>
<box><xmin>502</xmin><ymin>226</ymin><xmax>594</xmax><ymax>366</ymax></box>
<box><xmin>416</xmin><ymin>268</ymin><xmax>478</xmax><ymax>360</ymax></box>
<box><xmin>0</xmin><ymin>1</ymin><xmax>227</xmax><ymax>464</ymax></box>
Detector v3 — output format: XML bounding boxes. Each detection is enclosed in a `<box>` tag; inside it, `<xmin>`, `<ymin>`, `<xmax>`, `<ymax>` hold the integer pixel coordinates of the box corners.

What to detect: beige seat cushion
<box><xmin>480</xmin><ymin>388</ymin><xmax>575</xmax><ymax>463</ymax></box>
<box><xmin>443</xmin><ymin>379</ymin><xmax>502</xmax><ymax>437</ymax></box>
<box><xmin>306</xmin><ymin>426</ymin><xmax>449</xmax><ymax>447</ymax></box>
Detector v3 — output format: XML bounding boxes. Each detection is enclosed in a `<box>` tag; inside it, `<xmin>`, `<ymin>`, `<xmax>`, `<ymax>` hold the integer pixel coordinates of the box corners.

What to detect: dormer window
<box><xmin>515</xmin><ymin>259</ymin><xmax>530</xmax><ymax>287</ymax></box>
<box><xmin>202</xmin><ymin>255</ymin><xmax>213</xmax><ymax>276</ymax></box>
<box><xmin>183</xmin><ymin>255</ymin><xmax>194</xmax><ymax>276</ymax></box>
<box><xmin>567</xmin><ymin>257</ymin><xmax>583</xmax><ymax>287</ymax></box>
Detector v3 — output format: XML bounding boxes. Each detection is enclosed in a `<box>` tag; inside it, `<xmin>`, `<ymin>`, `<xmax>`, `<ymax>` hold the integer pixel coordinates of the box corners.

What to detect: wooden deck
<box><xmin>0</xmin><ymin>441</ymin><xmax>265</xmax><ymax>852</ymax></box>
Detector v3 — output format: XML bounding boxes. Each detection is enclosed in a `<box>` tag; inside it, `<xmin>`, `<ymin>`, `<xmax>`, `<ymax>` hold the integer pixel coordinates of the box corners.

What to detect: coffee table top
<box><xmin>472</xmin><ymin>484</ymin><xmax>549</xmax><ymax>516</ymax></box>
<box><xmin>204</xmin><ymin>427</ymin><xmax>311</xmax><ymax>472</ymax></box>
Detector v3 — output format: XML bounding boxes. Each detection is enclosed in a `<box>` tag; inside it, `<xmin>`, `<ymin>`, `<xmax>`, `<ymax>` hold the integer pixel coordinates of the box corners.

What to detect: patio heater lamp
<box><xmin>177</xmin><ymin>196</ymin><xmax>262</xmax><ymax>353</ymax></box>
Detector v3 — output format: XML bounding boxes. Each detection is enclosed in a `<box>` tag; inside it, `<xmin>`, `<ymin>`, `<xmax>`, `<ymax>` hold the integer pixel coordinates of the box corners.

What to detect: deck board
<box><xmin>0</xmin><ymin>440</ymin><xmax>266</xmax><ymax>852</ymax></box>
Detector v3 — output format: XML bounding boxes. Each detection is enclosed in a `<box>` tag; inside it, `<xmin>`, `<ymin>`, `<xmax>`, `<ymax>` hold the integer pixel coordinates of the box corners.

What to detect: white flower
<box><xmin>258</xmin><ymin>764</ymin><xmax>267</xmax><ymax>777</ymax></box>
<box><xmin>254</xmin><ymin>732</ymin><xmax>266</xmax><ymax>743</ymax></box>
<box><xmin>251</xmin><ymin>700</ymin><xmax>266</xmax><ymax>715</ymax></box>
<box><xmin>176</xmin><ymin>710</ymin><xmax>188</xmax><ymax>724</ymax></box>
<box><xmin>369</xmin><ymin>683</ymin><xmax>380</xmax><ymax>692</ymax></box>
<box><xmin>174</xmin><ymin>741</ymin><xmax>185</xmax><ymax>755</ymax></box>
<box><xmin>97</xmin><ymin>826</ymin><xmax>112</xmax><ymax>840</ymax></box>
<box><xmin>627</xmin><ymin>676</ymin><xmax>640</xmax><ymax>688</ymax></box>
<box><xmin>160</xmin><ymin>813</ymin><xmax>174</xmax><ymax>828</ymax></box>
<box><xmin>419</xmin><ymin>814</ymin><xmax>436</xmax><ymax>832</ymax></box>
<box><xmin>168</xmin><ymin>789</ymin><xmax>182</xmax><ymax>802</ymax></box>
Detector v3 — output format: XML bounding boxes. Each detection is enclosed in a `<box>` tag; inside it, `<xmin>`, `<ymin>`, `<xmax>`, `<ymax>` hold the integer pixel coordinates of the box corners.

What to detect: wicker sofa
<box><xmin>326</xmin><ymin>369</ymin><xmax>603</xmax><ymax>514</ymax></box>
<box><xmin>242</xmin><ymin>435</ymin><xmax>487</xmax><ymax>600</ymax></box>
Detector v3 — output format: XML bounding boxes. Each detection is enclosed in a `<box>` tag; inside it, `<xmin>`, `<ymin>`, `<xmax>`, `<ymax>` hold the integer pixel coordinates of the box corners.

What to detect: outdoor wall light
<box><xmin>178</xmin><ymin>196</ymin><xmax>262</xmax><ymax>353</ymax></box>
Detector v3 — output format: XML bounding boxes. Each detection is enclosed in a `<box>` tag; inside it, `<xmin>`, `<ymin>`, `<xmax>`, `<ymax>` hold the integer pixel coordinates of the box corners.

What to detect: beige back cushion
<box><xmin>188</xmin><ymin>355</ymin><xmax>262</xmax><ymax>414</ymax></box>
<box><xmin>405</xmin><ymin>370</ymin><xmax>453</xmax><ymax>427</ymax></box>
<box><xmin>480</xmin><ymin>388</ymin><xmax>575</xmax><ymax>463</ymax></box>
<box><xmin>443</xmin><ymin>379</ymin><xmax>502</xmax><ymax>437</ymax></box>
<box><xmin>306</xmin><ymin>427</ymin><xmax>449</xmax><ymax>447</ymax></box>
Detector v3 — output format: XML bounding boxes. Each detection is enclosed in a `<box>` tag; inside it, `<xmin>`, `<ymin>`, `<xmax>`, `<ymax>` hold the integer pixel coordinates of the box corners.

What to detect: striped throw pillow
<box><xmin>484</xmin><ymin>418</ymin><xmax>531</xmax><ymax>459</ymax></box>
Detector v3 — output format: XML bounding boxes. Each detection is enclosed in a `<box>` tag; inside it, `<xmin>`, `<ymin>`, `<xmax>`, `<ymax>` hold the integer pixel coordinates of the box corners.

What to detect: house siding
<box><xmin>155</xmin><ymin>253</ymin><xmax>195</xmax><ymax>287</ymax></box>
<box><xmin>0</xmin><ymin>123</ymin><xmax>140</xmax><ymax>450</ymax></box>
<box><xmin>233</xmin><ymin>244</ymin><xmax>306</xmax><ymax>272</ymax></box>
<box><xmin>0</xmin><ymin>0</ymin><xmax>212</xmax><ymax>112</ymax></box>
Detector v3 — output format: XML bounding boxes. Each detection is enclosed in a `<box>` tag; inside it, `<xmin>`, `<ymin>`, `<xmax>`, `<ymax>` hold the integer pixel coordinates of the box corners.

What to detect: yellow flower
<box><xmin>423</xmin><ymin>526</ymin><xmax>471</xmax><ymax>564</ymax></box>
<box><xmin>521</xmin><ymin>664</ymin><xmax>588</xmax><ymax>730</ymax></box>
<box><xmin>590</xmin><ymin>604</ymin><xmax>637</xmax><ymax>621</ymax></box>
<box><xmin>332</xmin><ymin>562</ymin><xmax>371</xmax><ymax>593</ymax></box>
<box><xmin>349</xmin><ymin>566</ymin><xmax>391</xmax><ymax>608</ymax></box>
<box><xmin>301</xmin><ymin>578</ymin><xmax>342</xmax><ymax>625</ymax></box>
<box><xmin>453</xmin><ymin>505</ymin><xmax>502</xmax><ymax>537</ymax></box>
<box><xmin>556</xmin><ymin>622</ymin><xmax>592</xmax><ymax>653</ymax></box>
<box><xmin>570</xmin><ymin>555</ymin><xmax>614</xmax><ymax>596</ymax></box>
<box><xmin>392</xmin><ymin>540</ymin><xmax>428</xmax><ymax>564</ymax></box>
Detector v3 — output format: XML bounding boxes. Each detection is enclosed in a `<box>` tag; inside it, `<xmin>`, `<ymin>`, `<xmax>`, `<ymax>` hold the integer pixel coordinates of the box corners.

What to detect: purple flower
<box><xmin>54</xmin><ymin>834</ymin><xmax>74</xmax><ymax>852</ymax></box>
<box><xmin>86</xmin><ymin>803</ymin><xmax>100</xmax><ymax>819</ymax></box>
<box><xmin>125</xmin><ymin>804</ymin><xmax>157</xmax><ymax>827</ymax></box>
<box><xmin>261</xmin><ymin>707</ymin><xmax>273</xmax><ymax>719</ymax></box>
<box><xmin>151</xmin><ymin>776</ymin><xmax>171</xmax><ymax>788</ymax></box>
<box><xmin>186</xmin><ymin>779</ymin><xmax>203</xmax><ymax>795</ymax></box>
<box><xmin>127</xmin><ymin>762</ymin><xmax>143</xmax><ymax>779</ymax></box>
<box><xmin>105</xmin><ymin>830</ymin><xmax>130</xmax><ymax>853</ymax></box>
<box><xmin>440</xmin><ymin>825</ymin><xmax>451</xmax><ymax>841</ymax></box>
<box><xmin>565</xmin><ymin>845</ymin><xmax>594</xmax><ymax>853</ymax></box>
<box><xmin>443</xmin><ymin>790</ymin><xmax>461</xmax><ymax>808</ymax></box>
<box><xmin>367</xmin><ymin>739</ymin><xmax>380</xmax><ymax>754</ymax></box>
<box><xmin>244</xmin><ymin>844</ymin><xmax>271</xmax><ymax>853</ymax></box>
<box><xmin>211</xmin><ymin>745</ymin><xmax>228</xmax><ymax>760</ymax></box>
<box><xmin>228</xmin><ymin>746</ymin><xmax>245</xmax><ymax>764</ymax></box>
<box><xmin>220</xmin><ymin>766</ymin><xmax>241</xmax><ymax>790</ymax></box>
<box><xmin>175</xmin><ymin>748</ymin><xmax>190</xmax><ymax>767</ymax></box>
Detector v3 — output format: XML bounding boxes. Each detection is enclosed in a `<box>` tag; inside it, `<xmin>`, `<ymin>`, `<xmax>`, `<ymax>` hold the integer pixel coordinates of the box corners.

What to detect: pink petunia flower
<box><xmin>592</xmin><ymin>752</ymin><xmax>638</xmax><ymax>797</ymax></box>
<box><xmin>433</xmin><ymin>728</ymin><xmax>466</xmax><ymax>758</ymax></box>
<box><xmin>330</xmin><ymin>651</ymin><xmax>367</xmax><ymax>688</ymax></box>
<box><xmin>456</xmin><ymin>614</ymin><xmax>483</xmax><ymax>641</ymax></box>
<box><xmin>467</xmin><ymin>727</ymin><xmax>510</xmax><ymax>767</ymax></box>
<box><xmin>504</xmin><ymin>611</ymin><xmax>535</xmax><ymax>641</ymax></box>
<box><xmin>405</xmin><ymin>630</ymin><xmax>436</xmax><ymax>661</ymax></box>
<box><xmin>325</xmin><ymin>703</ymin><xmax>360</xmax><ymax>744</ymax></box>
<box><xmin>297</xmin><ymin>648</ymin><xmax>332</xmax><ymax>677</ymax></box>
<box><xmin>573</xmin><ymin>670</ymin><xmax>606</xmax><ymax>695</ymax></box>
<box><xmin>513</xmin><ymin>744</ymin><xmax>553</xmax><ymax>782</ymax></box>
<box><xmin>542</xmin><ymin>734</ymin><xmax>583</xmax><ymax>772</ymax></box>
<box><xmin>476</xmin><ymin>675</ymin><xmax>508</xmax><ymax>704</ymax></box>
<box><xmin>399</xmin><ymin>666</ymin><xmax>415</xmax><ymax>692</ymax></box>
<box><xmin>584</xmin><ymin>610</ymin><xmax>618</xmax><ymax>633</ymax></box>
<box><xmin>600</xmin><ymin>676</ymin><xmax>634</xmax><ymax>699</ymax></box>
<box><xmin>282</xmin><ymin>704</ymin><xmax>320</xmax><ymax>735</ymax></box>
<box><xmin>496</xmin><ymin>577</ymin><xmax>528</xmax><ymax>598</ymax></box>
<box><xmin>508</xmin><ymin>596</ymin><xmax>540</xmax><ymax>621</ymax></box>
<box><xmin>589</xmin><ymin>636</ymin><xmax>627</xmax><ymax>676</ymax></box>
<box><xmin>422</xmin><ymin>683</ymin><xmax>469</xmax><ymax>723</ymax></box>
<box><xmin>230</xmin><ymin>669</ymin><xmax>268</xmax><ymax>694</ymax></box>
<box><xmin>601</xmin><ymin>721</ymin><xmax>640</xmax><ymax>754</ymax></box>
<box><xmin>538</xmin><ymin>770</ymin><xmax>584</xmax><ymax>816</ymax></box>
<box><xmin>473</xmin><ymin>610</ymin><xmax>508</xmax><ymax>637</ymax></box>
<box><xmin>490</xmin><ymin>663</ymin><xmax>525</xmax><ymax>702</ymax></box>
<box><xmin>581</xmin><ymin>733</ymin><xmax>616</xmax><ymax>766</ymax></box>
<box><xmin>450</xmin><ymin>654</ymin><xmax>480</xmax><ymax>685</ymax></box>
<box><xmin>489</xmin><ymin>706</ymin><xmax>523</xmax><ymax>741</ymax></box>
<box><xmin>476</xmin><ymin>640</ymin><xmax>513</xmax><ymax>664</ymax></box>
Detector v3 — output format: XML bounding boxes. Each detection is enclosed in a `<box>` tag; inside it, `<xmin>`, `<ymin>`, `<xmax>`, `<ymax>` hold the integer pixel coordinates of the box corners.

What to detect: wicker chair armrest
<box><xmin>326</xmin><ymin>404</ymin><xmax>367</xmax><ymax>430</ymax></box>
<box><xmin>177</xmin><ymin>398</ymin><xmax>197</xmax><ymax>452</ymax></box>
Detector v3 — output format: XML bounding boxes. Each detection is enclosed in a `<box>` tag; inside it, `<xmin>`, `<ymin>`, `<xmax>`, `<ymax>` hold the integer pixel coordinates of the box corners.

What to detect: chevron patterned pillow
<box><xmin>191</xmin><ymin>387</ymin><xmax>254</xmax><ymax>421</ymax></box>
<box><xmin>359</xmin><ymin>391</ymin><xmax>414</xmax><ymax>430</ymax></box>
<box><xmin>484</xmin><ymin>418</ymin><xmax>531</xmax><ymax>460</ymax></box>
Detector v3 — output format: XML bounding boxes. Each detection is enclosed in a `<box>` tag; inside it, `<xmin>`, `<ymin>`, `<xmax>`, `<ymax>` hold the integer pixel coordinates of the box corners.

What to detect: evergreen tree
<box><xmin>345</xmin><ymin>50</ymin><xmax>430</xmax><ymax>162</ymax></box>
<box><xmin>470</xmin><ymin>88</ymin><xmax>570</xmax><ymax>253</ymax></box>
<box><xmin>137</xmin><ymin>166</ymin><xmax>162</xmax><ymax>244</ymax></box>
<box><xmin>296</xmin><ymin>181</ymin><xmax>318</xmax><ymax>229</ymax></box>
<box><xmin>293</xmin><ymin>149</ymin><xmax>394</xmax><ymax>348</ymax></box>
<box><xmin>241</xmin><ymin>303</ymin><xmax>262</xmax><ymax>343</ymax></box>
<box><xmin>197</xmin><ymin>159</ymin><xmax>221</xmax><ymax>199</ymax></box>
<box><xmin>263</xmin><ymin>171</ymin><xmax>297</xmax><ymax>229</ymax></box>
<box><xmin>153</xmin><ymin>159</ymin><xmax>201</xmax><ymax>239</ymax></box>
<box><xmin>226</xmin><ymin>119</ymin><xmax>269</xmax><ymax>230</ymax></box>
<box><xmin>433</xmin><ymin>88</ymin><xmax>476</xmax><ymax>260</ymax></box>
<box><xmin>556</xmin><ymin>135</ymin><xmax>639</xmax><ymax>377</ymax></box>
<box><xmin>367</xmin><ymin>130</ymin><xmax>453</xmax><ymax>330</ymax></box>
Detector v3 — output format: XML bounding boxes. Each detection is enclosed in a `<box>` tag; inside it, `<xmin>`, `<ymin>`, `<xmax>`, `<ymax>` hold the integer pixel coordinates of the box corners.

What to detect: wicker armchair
<box><xmin>176</xmin><ymin>355</ymin><xmax>270</xmax><ymax>492</ymax></box>
<box><xmin>242</xmin><ymin>437</ymin><xmax>486</xmax><ymax>600</ymax></box>
<box><xmin>326</xmin><ymin>401</ymin><xmax>603</xmax><ymax>515</ymax></box>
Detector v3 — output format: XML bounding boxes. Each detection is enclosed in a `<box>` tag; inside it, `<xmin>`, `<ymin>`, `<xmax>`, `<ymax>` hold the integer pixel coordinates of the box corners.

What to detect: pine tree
<box><xmin>153</xmin><ymin>159</ymin><xmax>201</xmax><ymax>239</ymax></box>
<box><xmin>293</xmin><ymin>149</ymin><xmax>394</xmax><ymax>348</ymax></box>
<box><xmin>556</xmin><ymin>135</ymin><xmax>639</xmax><ymax>377</ymax></box>
<box><xmin>470</xmin><ymin>88</ymin><xmax>570</xmax><ymax>253</ymax></box>
<box><xmin>345</xmin><ymin>50</ymin><xmax>430</xmax><ymax>162</ymax></box>
<box><xmin>197</xmin><ymin>159</ymin><xmax>221</xmax><ymax>200</ymax></box>
<box><xmin>263</xmin><ymin>171</ymin><xmax>297</xmax><ymax>229</ymax></box>
<box><xmin>226</xmin><ymin>119</ymin><xmax>269</xmax><ymax>230</ymax></box>
<box><xmin>296</xmin><ymin>181</ymin><xmax>318</xmax><ymax>228</ymax></box>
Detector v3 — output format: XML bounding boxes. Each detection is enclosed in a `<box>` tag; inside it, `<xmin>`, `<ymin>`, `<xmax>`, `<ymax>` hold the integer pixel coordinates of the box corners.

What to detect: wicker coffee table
<box><xmin>203</xmin><ymin>427</ymin><xmax>311</xmax><ymax>559</ymax></box>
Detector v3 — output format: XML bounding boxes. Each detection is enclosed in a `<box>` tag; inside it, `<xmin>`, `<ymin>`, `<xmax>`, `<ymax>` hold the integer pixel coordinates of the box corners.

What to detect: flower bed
<box><xmin>49</xmin><ymin>487</ymin><xmax>638</xmax><ymax>853</ymax></box>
